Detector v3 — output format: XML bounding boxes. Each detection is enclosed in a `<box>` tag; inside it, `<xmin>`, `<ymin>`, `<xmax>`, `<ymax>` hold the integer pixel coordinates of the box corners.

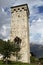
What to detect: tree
<box><xmin>0</xmin><ymin>39</ymin><xmax>4</xmax><ymax>54</ymax></box>
<box><xmin>39</xmin><ymin>58</ymin><xmax>43</xmax><ymax>64</ymax></box>
<box><xmin>30</xmin><ymin>52</ymin><xmax>39</xmax><ymax>63</ymax></box>
<box><xmin>14</xmin><ymin>36</ymin><xmax>22</xmax><ymax>61</ymax></box>
<box><xmin>30</xmin><ymin>52</ymin><xmax>36</xmax><ymax>57</ymax></box>
<box><xmin>0</xmin><ymin>38</ymin><xmax>21</xmax><ymax>64</ymax></box>
<box><xmin>0</xmin><ymin>40</ymin><xmax>14</xmax><ymax>64</ymax></box>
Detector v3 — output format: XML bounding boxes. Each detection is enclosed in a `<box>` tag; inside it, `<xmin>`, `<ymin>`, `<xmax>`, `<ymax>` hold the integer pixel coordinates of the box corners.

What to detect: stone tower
<box><xmin>10</xmin><ymin>4</ymin><xmax>30</xmax><ymax>63</ymax></box>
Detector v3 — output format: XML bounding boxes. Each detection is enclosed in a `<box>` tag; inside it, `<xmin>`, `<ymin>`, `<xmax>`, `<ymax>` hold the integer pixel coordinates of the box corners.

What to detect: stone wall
<box><xmin>10</xmin><ymin>4</ymin><xmax>30</xmax><ymax>63</ymax></box>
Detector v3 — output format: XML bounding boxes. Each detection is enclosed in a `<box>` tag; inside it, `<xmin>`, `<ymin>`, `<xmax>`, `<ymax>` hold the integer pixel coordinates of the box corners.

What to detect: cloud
<box><xmin>1</xmin><ymin>7</ymin><xmax>10</xmax><ymax>16</ymax></box>
<box><xmin>38</xmin><ymin>6</ymin><xmax>43</xmax><ymax>13</ymax></box>
<box><xmin>1</xmin><ymin>8</ymin><xmax>5</xmax><ymax>12</ymax></box>
<box><xmin>30</xmin><ymin>18</ymin><xmax>43</xmax><ymax>44</ymax></box>
<box><xmin>0</xmin><ymin>25</ymin><xmax>7</xmax><ymax>37</ymax></box>
<box><xmin>0</xmin><ymin>0</ymin><xmax>43</xmax><ymax>44</ymax></box>
<box><xmin>30</xmin><ymin>5</ymin><xmax>43</xmax><ymax>27</ymax></box>
<box><xmin>0</xmin><ymin>24</ymin><xmax>10</xmax><ymax>40</ymax></box>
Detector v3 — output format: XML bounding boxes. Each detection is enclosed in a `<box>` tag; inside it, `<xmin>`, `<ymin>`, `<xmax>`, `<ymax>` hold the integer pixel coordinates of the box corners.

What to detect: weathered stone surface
<box><xmin>10</xmin><ymin>4</ymin><xmax>30</xmax><ymax>63</ymax></box>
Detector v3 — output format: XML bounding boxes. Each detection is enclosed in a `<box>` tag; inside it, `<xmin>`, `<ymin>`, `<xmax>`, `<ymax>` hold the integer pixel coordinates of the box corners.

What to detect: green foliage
<box><xmin>0</xmin><ymin>39</ymin><xmax>4</xmax><ymax>53</ymax></box>
<box><xmin>0</xmin><ymin>39</ymin><xmax>14</xmax><ymax>64</ymax></box>
<box><xmin>30</xmin><ymin>52</ymin><xmax>39</xmax><ymax>64</ymax></box>
<box><xmin>0</xmin><ymin>60</ymin><xmax>38</xmax><ymax>65</ymax></box>
<box><xmin>0</xmin><ymin>40</ymin><xmax>13</xmax><ymax>59</ymax></box>
<box><xmin>0</xmin><ymin>39</ymin><xmax>21</xmax><ymax>64</ymax></box>
<box><xmin>30</xmin><ymin>56</ymin><xmax>36</xmax><ymax>63</ymax></box>
<box><xmin>13</xmin><ymin>37</ymin><xmax>21</xmax><ymax>61</ymax></box>
<box><xmin>39</xmin><ymin>58</ymin><xmax>43</xmax><ymax>64</ymax></box>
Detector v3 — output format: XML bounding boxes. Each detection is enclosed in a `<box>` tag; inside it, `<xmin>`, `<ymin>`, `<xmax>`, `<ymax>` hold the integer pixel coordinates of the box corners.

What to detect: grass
<box><xmin>0</xmin><ymin>60</ymin><xmax>38</xmax><ymax>65</ymax></box>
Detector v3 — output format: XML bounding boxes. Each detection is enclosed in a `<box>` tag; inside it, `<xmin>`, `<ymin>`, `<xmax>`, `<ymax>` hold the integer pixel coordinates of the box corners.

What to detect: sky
<box><xmin>0</xmin><ymin>0</ymin><xmax>43</xmax><ymax>45</ymax></box>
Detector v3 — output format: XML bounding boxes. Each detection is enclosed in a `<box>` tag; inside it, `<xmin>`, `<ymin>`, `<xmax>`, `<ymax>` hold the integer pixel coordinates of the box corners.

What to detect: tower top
<box><xmin>11</xmin><ymin>4</ymin><xmax>30</xmax><ymax>15</ymax></box>
<box><xmin>11</xmin><ymin>4</ymin><xmax>28</xmax><ymax>8</ymax></box>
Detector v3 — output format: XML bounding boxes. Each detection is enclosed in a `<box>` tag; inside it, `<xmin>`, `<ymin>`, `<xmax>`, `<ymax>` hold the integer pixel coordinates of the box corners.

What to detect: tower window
<box><xmin>18</xmin><ymin>8</ymin><xmax>20</xmax><ymax>10</ymax></box>
<box><xmin>22</xmin><ymin>7</ymin><xmax>24</xmax><ymax>9</ymax></box>
<box><xmin>14</xmin><ymin>9</ymin><xmax>16</xmax><ymax>11</ymax></box>
<box><xmin>14</xmin><ymin>36</ymin><xmax>22</xmax><ymax>44</ymax></box>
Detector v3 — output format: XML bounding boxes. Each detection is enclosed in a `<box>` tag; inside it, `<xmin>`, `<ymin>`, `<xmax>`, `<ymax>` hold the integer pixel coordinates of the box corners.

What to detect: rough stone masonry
<box><xmin>10</xmin><ymin>4</ymin><xmax>30</xmax><ymax>63</ymax></box>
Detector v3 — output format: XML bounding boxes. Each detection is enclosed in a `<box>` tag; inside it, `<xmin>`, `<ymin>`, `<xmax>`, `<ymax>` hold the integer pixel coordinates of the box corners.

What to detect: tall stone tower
<box><xmin>10</xmin><ymin>4</ymin><xmax>30</xmax><ymax>63</ymax></box>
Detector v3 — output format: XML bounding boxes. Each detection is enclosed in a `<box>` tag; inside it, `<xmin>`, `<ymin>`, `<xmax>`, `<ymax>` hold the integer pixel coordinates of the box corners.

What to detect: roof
<box><xmin>11</xmin><ymin>4</ymin><xmax>28</xmax><ymax>8</ymax></box>
<box><xmin>10</xmin><ymin>4</ymin><xmax>30</xmax><ymax>15</ymax></box>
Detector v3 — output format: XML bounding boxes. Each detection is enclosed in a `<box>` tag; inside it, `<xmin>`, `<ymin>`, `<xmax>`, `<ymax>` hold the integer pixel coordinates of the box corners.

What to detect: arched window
<box><xmin>14</xmin><ymin>36</ymin><xmax>21</xmax><ymax>44</ymax></box>
<box><xmin>14</xmin><ymin>36</ymin><xmax>22</xmax><ymax>48</ymax></box>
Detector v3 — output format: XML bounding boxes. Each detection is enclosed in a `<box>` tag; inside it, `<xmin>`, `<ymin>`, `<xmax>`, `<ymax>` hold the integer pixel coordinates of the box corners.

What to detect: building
<box><xmin>10</xmin><ymin>4</ymin><xmax>30</xmax><ymax>63</ymax></box>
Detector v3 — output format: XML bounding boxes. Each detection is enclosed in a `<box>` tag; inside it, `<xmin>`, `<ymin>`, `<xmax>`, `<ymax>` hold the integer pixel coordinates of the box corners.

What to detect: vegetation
<box><xmin>39</xmin><ymin>58</ymin><xmax>43</xmax><ymax>64</ymax></box>
<box><xmin>0</xmin><ymin>39</ymin><xmax>14</xmax><ymax>64</ymax></box>
<box><xmin>0</xmin><ymin>39</ymin><xmax>43</xmax><ymax>65</ymax></box>
<box><xmin>30</xmin><ymin>52</ymin><xmax>40</xmax><ymax>64</ymax></box>
<box><xmin>0</xmin><ymin>38</ymin><xmax>21</xmax><ymax>64</ymax></box>
<box><xmin>0</xmin><ymin>60</ymin><xmax>38</xmax><ymax>65</ymax></box>
<box><xmin>14</xmin><ymin>36</ymin><xmax>21</xmax><ymax>61</ymax></box>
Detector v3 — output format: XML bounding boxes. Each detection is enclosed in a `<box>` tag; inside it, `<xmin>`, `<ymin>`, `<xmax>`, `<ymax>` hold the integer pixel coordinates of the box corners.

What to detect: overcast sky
<box><xmin>0</xmin><ymin>0</ymin><xmax>43</xmax><ymax>45</ymax></box>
